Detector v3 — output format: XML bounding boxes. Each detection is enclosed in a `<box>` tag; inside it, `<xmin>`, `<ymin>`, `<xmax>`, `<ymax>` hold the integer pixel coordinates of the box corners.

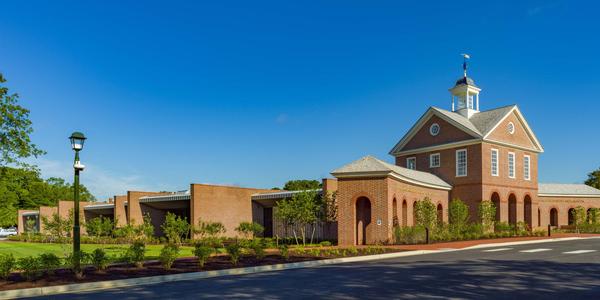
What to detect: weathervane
<box><xmin>461</xmin><ymin>53</ymin><xmax>470</xmax><ymax>77</ymax></box>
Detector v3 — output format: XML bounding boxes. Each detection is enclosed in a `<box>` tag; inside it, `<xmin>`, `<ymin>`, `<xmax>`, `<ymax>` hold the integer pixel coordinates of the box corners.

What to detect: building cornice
<box><xmin>391</xmin><ymin>139</ymin><xmax>482</xmax><ymax>157</ymax></box>
<box><xmin>333</xmin><ymin>171</ymin><xmax>453</xmax><ymax>191</ymax></box>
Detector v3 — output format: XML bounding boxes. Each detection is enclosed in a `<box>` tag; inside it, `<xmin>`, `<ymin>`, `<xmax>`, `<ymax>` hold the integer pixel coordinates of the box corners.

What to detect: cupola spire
<box><xmin>450</xmin><ymin>54</ymin><xmax>481</xmax><ymax>119</ymax></box>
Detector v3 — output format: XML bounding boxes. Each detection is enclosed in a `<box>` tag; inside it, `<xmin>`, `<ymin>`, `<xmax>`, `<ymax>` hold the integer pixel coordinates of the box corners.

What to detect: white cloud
<box><xmin>33</xmin><ymin>158</ymin><xmax>161</xmax><ymax>201</ymax></box>
<box><xmin>275</xmin><ymin>113</ymin><xmax>288</xmax><ymax>124</ymax></box>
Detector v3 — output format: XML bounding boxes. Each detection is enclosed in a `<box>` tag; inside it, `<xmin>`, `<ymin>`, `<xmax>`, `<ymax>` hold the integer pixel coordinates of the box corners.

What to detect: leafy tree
<box><xmin>275</xmin><ymin>190</ymin><xmax>321</xmax><ymax>245</ymax></box>
<box><xmin>235</xmin><ymin>222</ymin><xmax>264</xmax><ymax>239</ymax></box>
<box><xmin>85</xmin><ymin>216</ymin><xmax>114</xmax><ymax>238</ymax></box>
<box><xmin>414</xmin><ymin>198</ymin><xmax>437</xmax><ymax>230</ymax></box>
<box><xmin>194</xmin><ymin>219</ymin><xmax>226</xmax><ymax>240</ymax></box>
<box><xmin>41</xmin><ymin>212</ymin><xmax>73</xmax><ymax>239</ymax></box>
<box><xmin>585</xmin><ymin>167</ymin><xmax>600</xmax><ymax>189</ymax></box>
<box><xmin>478</xmin><ymin>200</ymin><xmax>496</xmax><ymax>233</ymax></box>
<box><xmin>448</xmin><ymin>198</ymin><xmax>469</xmax><ymax>232</ymax></box>
<box><xmin>0</xmin><ymin>73</ymin><xmax>45</xmax><ymax>166</ymax></box>
<box><xmin>161</xmin><ymin>212</ymin><xmax>191</xmax><ymax>244</ymax></box>
<box><xmin>282</xmin><ymin>180</ymin><xmax>322</xmax><ymax>191</ymax></box>
<box><xmin>571</xmin><ymin>206</ymin><xmax>587</xmax><ymax>228</ymax></box>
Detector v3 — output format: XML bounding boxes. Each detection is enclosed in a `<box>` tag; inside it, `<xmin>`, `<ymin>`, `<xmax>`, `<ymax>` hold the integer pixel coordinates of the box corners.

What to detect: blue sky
<box><xmin>1</xmin><ymin>1</ymin><xmax>599</xmax><ymax>200</ymax></box>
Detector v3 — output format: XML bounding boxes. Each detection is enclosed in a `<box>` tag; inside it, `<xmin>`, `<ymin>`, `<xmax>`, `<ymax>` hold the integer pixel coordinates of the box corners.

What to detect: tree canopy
<box><xmin>585</xmin><ymin>167</ymin><xmax>600</xmax><ymax>189</ymax></box>
<box><xmin>0</xmin><ymin>166</ymin><xmax>95</xmax><ymax>227</ymax></box>
<box><xmin>282</xmin><ymin>180</ymin><xmax>322</xmax><ymax>191</ymax></box>
<box><xmin>0</xmin><ymin>73</ymin><xmax>44</xmax><ymax>166</ymax></box>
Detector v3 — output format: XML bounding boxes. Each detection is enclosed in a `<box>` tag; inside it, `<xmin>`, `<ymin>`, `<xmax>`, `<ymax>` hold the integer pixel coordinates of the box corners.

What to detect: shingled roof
<box><xmin>390</xmin><ymin>105</ymin><xmax>544</xmax><ymax>155</ymax></box>
<box><xmin>539</xmin><ymin>183</ymin><xmax>600</xmax><ymax>197</ymax></box>
<box><xmin>331</xmin><ymin>156</ymin><xmax>452</xmax><ymax>190</ymax></box>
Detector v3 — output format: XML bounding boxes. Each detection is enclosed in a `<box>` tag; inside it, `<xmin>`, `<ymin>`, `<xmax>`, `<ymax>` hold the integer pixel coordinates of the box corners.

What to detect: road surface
<box><xmin>34</xmin><ymin>238</ymin><xmax>600</xmax><ymax>299</ymax></box>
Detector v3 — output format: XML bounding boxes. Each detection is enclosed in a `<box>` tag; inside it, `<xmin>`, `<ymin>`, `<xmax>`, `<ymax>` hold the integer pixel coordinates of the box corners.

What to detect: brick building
<box><xmin>16</xmin><ymin>62</ymin><xmax>600</xmax><ymax>246</ymax></box>
<box><xmin>332</xmin><ymin>63</ymin><xmax>600</xmax><ymax>245</ymax></box>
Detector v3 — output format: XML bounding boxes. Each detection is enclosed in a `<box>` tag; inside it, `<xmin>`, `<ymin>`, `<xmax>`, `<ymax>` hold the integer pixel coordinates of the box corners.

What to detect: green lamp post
<box><xmin>69</xmin><ymin>132</ymin><xmax>86</xmax><ymax>274</ymax></box>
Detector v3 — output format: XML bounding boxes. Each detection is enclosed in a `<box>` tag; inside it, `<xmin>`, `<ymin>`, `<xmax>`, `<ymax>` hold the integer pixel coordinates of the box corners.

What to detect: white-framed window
<box><xmin>430</xmin><ymin>153</ymin><xmax>440</xmax><ymax>168</ymax></box>
<box><xmin>456</xmin><ymin>149</ymin><xmax>467</xmax><ymax>177</ymax></box>
<box><xmin>524</xmin><ymin>155</ymin><xmax>531</xmax><ymax>181</ymax></box>
<box><xmin>491</xmin><ymin>149</ymin><xmax>499</xmax><ymax>177</ymax></box>
<box><xmin>406</xmin><ymin>157</ymin><xmax>416</xmax><ymax>170</ymax></box>
<box><xmin>508</xmin><ymin>152</ymin><xmax>516</xmax><ymax>179</ymax></box>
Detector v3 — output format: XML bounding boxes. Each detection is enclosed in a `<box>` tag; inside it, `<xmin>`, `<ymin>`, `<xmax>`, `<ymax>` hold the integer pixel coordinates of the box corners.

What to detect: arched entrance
<box><xmin>524</xmin><ymin>195</ymin><xmax>532</xmax><ymax>230</ymax></box>
<box><xmin>491</xmin><ymin>192</ymin><xmax>501</xmax><ymax>222</ymax></box>
<box><xmin>402</xmin><ymin>200</ymin><xmax>407</xmax><ymax>227</ymax></box>
<box><xmin>412</xmin><ymin>201</ymin><xmax>417</xmax><ymax>225</ymax></box>
<box><xmin>568</xmin><ymin>208</ymin><xmax>575</xmax><ymax>225</ymax></box>
<box><xmin>550</xmin><ymin>208</ymin><xmax>558</xmax><ymax>226</ymax></box>
<box><xmin>392</xmin><ymin>198</ymin><xmax>398</xmax><ymax>227</ymax></box>
<box><xmin>355</xmin><ymin>197</ymin><xmax>372</xmax><ymax>245</ymax></box>
<box><xmin>537</xmin><ymin>208</ymin><xmax>541</xmax><ymax>227</ymax></box>
<box><xmin>437</xmin><ymin>204</ymin><xmax>443</xmax><ymax>224</ymax></box>
<box><xmin>508</xmin><ymin>194</ymin><xmax>517</xmax><ymax>225</ymax></box>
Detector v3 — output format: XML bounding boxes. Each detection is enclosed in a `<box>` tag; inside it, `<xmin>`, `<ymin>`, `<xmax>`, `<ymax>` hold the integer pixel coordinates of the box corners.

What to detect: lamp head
<box><xmin>69</xmin><ymin>132</ymin><xmax>86</xmax><ymax>151</ymax></box>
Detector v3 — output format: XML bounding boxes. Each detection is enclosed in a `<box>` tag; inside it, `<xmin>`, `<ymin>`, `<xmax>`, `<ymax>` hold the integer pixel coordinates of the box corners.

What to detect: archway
<box><xmin>537</xmin><ymin>208</ymin><xmax>541</xmax><ymax>227</ymax></box>
<box><xmin>568</xmin><ymin>208</ymin><xmax>575</xmax><ymax>225</ymax></box>
<box><xmin>412</xmin><ymin>201</ymin><xmax>417</xmax><ymax>225</ymax></box>
<box><xmin>392</xmin><ymin>198</ymin><xmax>398</xmax><ymax>227</ymax></box>
<box><xmin>524</xmin><ymin>195</ymin><xmax>532</xmax><ymax>230</ymax></box>
<box><xmin>402</xmin><ymin>200</ymin><xmax>407</xmax><ymax>227</ymax></box>
<box><xmin>550</xmin><ymin>208</ymin><xmax>558</xmax><ymax>226</ymax></box>
<box><xmin>355</xmin><ymin>197</ymin><xmax>372</xmax><ymax>245</ymax></box>
<box><xmin>491</xmin><ymin>192</ymin><xmax>501</xmax><ymax>222</ymax></box>
<box><xmin>437</xmin><ymin>204</ymin><xmax>443</xmax><ymax>224</ymax></box>
<box><xmin>508</xmin><ymin>194</ymin><xmax>517</xmax><ymax>225</ymax></box>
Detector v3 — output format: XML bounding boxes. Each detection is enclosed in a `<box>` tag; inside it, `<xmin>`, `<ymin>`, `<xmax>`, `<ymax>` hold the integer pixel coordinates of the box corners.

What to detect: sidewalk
<box><xmin>386</xmin><ymin>233</ymin><xmax>600</xmax><ymax>251</ymax></box>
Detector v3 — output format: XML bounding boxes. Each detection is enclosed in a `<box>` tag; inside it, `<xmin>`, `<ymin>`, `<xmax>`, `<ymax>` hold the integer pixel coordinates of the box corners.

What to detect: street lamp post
<box><xmin>69</xmin><ymin>132</ymin><xmax>86</xmax><ymax>275</ymax></box>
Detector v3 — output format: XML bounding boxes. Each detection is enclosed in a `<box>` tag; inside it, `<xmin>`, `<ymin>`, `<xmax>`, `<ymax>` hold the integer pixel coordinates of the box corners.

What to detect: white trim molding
<box><xmin>491</xmin><ymin>148</ymin><xmax>499</xmax><ymax>177</ymax></box>
<box><xmin>456</xmin><ymin>149</ymin><xmax>468</xmax><ymax>177</ymax></box>
<box><xmin>429</xmin><ymin>153</ymin><xmax>441</xmax><ymax>168</ymax></box>
<box><xmin>508</xmin><ymin>152</ymin><xmax>516</xmax><ymax>179</ymax></box>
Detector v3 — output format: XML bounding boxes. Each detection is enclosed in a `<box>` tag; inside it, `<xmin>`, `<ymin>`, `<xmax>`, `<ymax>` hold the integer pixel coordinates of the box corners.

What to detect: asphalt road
<box><xmin>35</xmin><ymin>238</ymin><xmax>600</xmax><ymax>300</ymax></box>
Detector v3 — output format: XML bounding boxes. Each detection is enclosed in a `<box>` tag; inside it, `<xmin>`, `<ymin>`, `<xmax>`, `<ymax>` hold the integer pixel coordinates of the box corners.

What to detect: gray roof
<box><xmin>139</xmin><ymin>191</ymin><xmax>191</xmax><ymax>203</ymax></box>
<box><xmin>331</xmin><ymin>156</ymin><xmax>451</xmax><ymax>190</ymax></box>
<box><xmin>252</xmin><ymin>189</ymin><xmax>323</xmax><ymax>201</ymax></box>
<box><xmin>454</xmin><ymin>76</ymin><xmax>477</xmax><ymax>87</ymax></box>
<box><xmin>432</xmin><ymin>105</ymin><xmax>516</xmax><ymax>137</ymax></box>
<box><xmin>539</xmin><ymin>183</ymin><xmax>600</xmax><ymax>197</ymax></box>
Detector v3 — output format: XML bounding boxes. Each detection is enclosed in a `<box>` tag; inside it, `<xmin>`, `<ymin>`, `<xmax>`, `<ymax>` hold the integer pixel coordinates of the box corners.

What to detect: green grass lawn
<box><xmin>0</xmin><ymin>241</ymin><xmax>195</xmax><ymax>260</ymax></box>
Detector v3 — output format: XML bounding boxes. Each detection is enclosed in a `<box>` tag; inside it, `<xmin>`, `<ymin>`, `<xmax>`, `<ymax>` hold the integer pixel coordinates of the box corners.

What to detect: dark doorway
<box><xmin>568</xmin><ymin>208</ymin><xmax>575</xmax><ymax>225</ymax></box>
<box><xmin>491</xmin><ymin>193</ymin><xmax>501</xmax><ymax>222</ymax></box>
<box><xmin>263</xmin><ymin>207</ymin><xmax>273</xmax><ymax>238</ymax></box>
<box><xmin>550</xmin><ymin>208</ymin><xmax>558</xmax><ymax>226</ymax></box>
<box><xmin>402</xmin><ymin>200</ymin><xmax>407</xmax><ymax>227</ymax></box>
<box><xmin>508</xmin><ymin>194</ymin><xmax>517</xmax><ymax>225</ymax></box>
<box><xmin>524</xmin><ymin>195</ymin><xmax>532</xmax><ymax>230</ymax></box>
<box><xmin>356</xmin><ymin>197</ymin><xmax>372</xmax><ymax>245</ymax></box>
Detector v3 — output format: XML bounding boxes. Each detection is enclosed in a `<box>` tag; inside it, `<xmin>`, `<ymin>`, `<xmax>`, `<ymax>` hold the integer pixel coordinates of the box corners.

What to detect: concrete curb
<box><xmin>0</xmin><ymin>250</ymin><xmax>436</xmax><ymax>299</ymax></box>
<box><xmin>3</xmin><ymin>236</ymin><xmax>599</xmax><ymax>299</ymax></box>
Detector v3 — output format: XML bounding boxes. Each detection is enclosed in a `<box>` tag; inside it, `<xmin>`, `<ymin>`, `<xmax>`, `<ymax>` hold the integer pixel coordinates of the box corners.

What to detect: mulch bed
<box><xmin>0</xmin><ymin>249</ymin><xmax>402</xmax><ymax>292</ymax></box>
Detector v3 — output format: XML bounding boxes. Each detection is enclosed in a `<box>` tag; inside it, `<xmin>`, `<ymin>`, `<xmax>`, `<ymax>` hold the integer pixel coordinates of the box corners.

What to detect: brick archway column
<box><xmin>499</xmin><ymin>199</ymin><xmax>509</xmax><ymax>223</ymax></box>
<box><xmin>516</xmin><ymin>198</ymin><xmax>525</xmax><ymax>224</ymax></box>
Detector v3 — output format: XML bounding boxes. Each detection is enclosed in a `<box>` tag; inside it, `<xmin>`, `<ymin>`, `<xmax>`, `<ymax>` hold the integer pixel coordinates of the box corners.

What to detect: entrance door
<box><xmin>356</xmin><ymin>197</ymin><xmax>372</xmax><ymax>245</ymax></box>
<box><xmin>263</xmin><ymin>207</ymin><xmax>273</xmax><ymax>238</ymax></box>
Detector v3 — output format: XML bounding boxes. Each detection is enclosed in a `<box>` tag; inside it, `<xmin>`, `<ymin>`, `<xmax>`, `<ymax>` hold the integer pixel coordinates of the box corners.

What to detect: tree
<box><xmin>235</xmin><ymin>222</ymin><xmax>264</xmax><ymax>239</ymax></box>
<box><xmin>414</xmin><ymin>198</ymin><xmax>437</xmax><ymax>230</ymax></box>
<box><xmin>194</xmin><ymin>219</ymin><xmax>226</xmax><ymax>240</ymax></box>
<box><xmin>274</xmin><ymin>190</ymin><xmax>321</xmax><ymax>245</ymax></box>
<box><xmin>41</xmin><ymin>212</ymin><xmax>73</xmax><ymax>239</ymax></box>
<box><xmin>282</xmin><ymin>180</ymin><xmax>322</xmax><ymax>191</ymax></box>
<box><xmin>0</xmin><ymin>73</ymin><xmax>45</xmax><ymax>166</ymax></box>
<box><xmin>161</xmin><ymin>212</ymin><xmax>191</xmax><ymax>244</ymax></box>
<box><xmin>448</xmin><ymin>198</ymin><xmax>469</xmax><ymax>233</ymax></box>
<box><xmin>585</xmin><ymin>167</ymin><xmax>600</xmax><ymax>189</ymax></box>
<box><xmin>478</xmin><ymin>201</ymin><xmax>496</xmax><ymax>233</ymax></box>
<box><xmin>85</xmin><ymin>216</ymin><xmax>114</xmax><ymax>238</ymax></box>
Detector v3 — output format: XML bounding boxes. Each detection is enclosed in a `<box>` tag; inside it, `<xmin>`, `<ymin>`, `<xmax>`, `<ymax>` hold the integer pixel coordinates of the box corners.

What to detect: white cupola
<box><xmin>450</xmin><ymin>54</ymin><xmax>480</xmax><ymax>119</ymax></box>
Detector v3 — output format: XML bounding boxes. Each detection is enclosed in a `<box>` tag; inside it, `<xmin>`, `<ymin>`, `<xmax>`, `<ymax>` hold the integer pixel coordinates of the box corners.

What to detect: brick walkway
<box><xmin>382</xmin><ymin>233</ymin><xmax>600</xmax><ymax>251</ymax></box>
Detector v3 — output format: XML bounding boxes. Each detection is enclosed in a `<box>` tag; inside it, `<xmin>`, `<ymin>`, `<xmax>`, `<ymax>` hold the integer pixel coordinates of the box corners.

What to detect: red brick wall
<box><xmin>538</xmin><ymin>196</ymin><xmax>600</xmax><ymax>227</ymax></box>
<box><xmin>113</xmin><ymin>195</ymin><xmax>128</xmax><ymax>227</ymax></box>
<box><xmin>402</xmin><ymin>115</ymin><xmax>475</xmax><ymax>151</ymax></box>
<box><xmin>486</xmin><ymin>111</ymin><xmax>537</xmax><ymax>150</ymax></box>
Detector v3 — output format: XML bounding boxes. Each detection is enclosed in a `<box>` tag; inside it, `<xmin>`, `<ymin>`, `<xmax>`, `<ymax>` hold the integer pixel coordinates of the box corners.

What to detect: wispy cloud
<box><xmin>275</xmin><ymin>113</ymin><xmax>288</xmax><ymax>124</ymax></box>
<box><xmin>34</xmin><ymin>158</ymin><xmax>158</xmax><ymax>201</ymax></box>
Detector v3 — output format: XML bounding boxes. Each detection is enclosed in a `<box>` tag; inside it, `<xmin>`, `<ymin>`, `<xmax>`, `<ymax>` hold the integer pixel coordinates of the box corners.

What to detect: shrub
<box><xmin>347</xmin><ymin>247</ymin><xmax>359</xmax><ymax>256</ymax></box>
<box><xmin>319</xmin><ymin>241</ymin><xmax>332</xmax><ymax>247</ymax></box>
<box><xmin>161</xmin><ymin>212</ymin><xmax>191</xmax><ymax>245</ymax></box>
<box><xmin>91</xmin><ymin>248</ymin><xmax>110</xmax><ymax>271</ymax></box>
<box><xmin>125</xmin><ymin>240</ymin><xmax>146</xmax><ymax>268</ymax></box>
<box><xmin>85</xmin><ymin>216</ymin><xmax>115</xmax><ymax>238</ymax></box>
<box><xmin>225</xmin><ymin>242</ymin><xmax>243</xmax><ymax>265</ymax></box>
<box><xmin>394</xmin><ymin>225</ymin><xmax>426</xmax><ymax>245</ymax></box>
<box><xmin>249</xmin><ymin>239</ymin><xmax>267</xmax><ymax>260</ymax></box>
<box><xmin>65</xmin><ymin>251</ymin><xmax>91</xmax><ymax>275</ymax></box>
<box><xmin>235</xmin><ymin>222</ymin><xmax>264</xmax><ymax>239</ymax></box>
<box><xmin>18</xmin><ymin>256</ymin><xmax>42</xmax><ymax>281</ymax></box>
<box><xmin>39</xmin><ymin>253</ymin><xmax>61</xmax><ymax>275</ymax></box>
<box><xmin>277</xmin><ymin>243</ymin><xmax>289</xmax><ymax>260</ymax></box>
<box><xmin>195</xmin><ymin>220</ymin><xmax>226</xmax><ymax>240</ymax></box>
<box><xmin>0</xmin><ymin>254</ymin><xmax>15</xmax><ymax>280</ymax></box>
<box><xmin>159</xmin><ymin>243</ymin><xmax>179</xmax><ymax>270</ymax></box>
<box><xmin>193</xmin><ymin>242</ymin><xmax>214</xmax><ymax>268</ymax></box>
<box><xmin>495</xmin><ymin>222</ymin><xmax>513</xmax><ymax>233</ymax></box>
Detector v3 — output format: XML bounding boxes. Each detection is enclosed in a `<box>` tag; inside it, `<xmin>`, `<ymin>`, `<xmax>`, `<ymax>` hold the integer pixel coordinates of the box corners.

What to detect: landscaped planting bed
<box><xmin>0</xmin><ymin>247</ymin><xmax>397</xmax><ymax>291</ymax></box>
